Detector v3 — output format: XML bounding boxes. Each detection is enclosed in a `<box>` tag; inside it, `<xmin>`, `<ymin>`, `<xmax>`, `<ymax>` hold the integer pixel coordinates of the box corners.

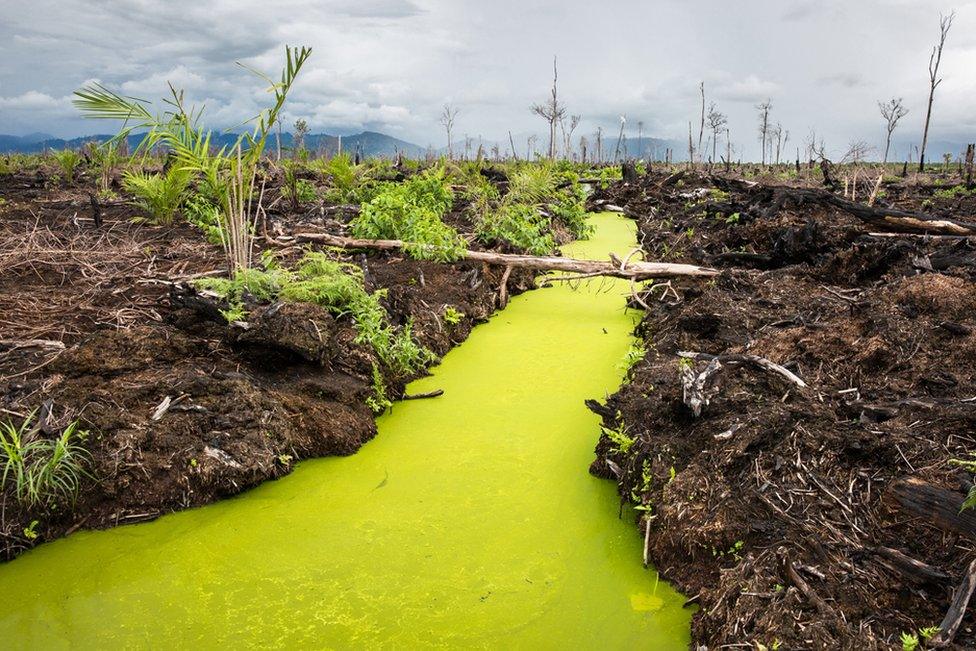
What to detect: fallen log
<box><xmin>863</xmin><ymin>545</ymin><xmax>950</xmax><ymax>585</ymax></box>
<box><xmin>761</xmin><ymin>186</ymin><xmax>976</xmax><ymax>236</ymax></box>
<box><xmin>890</xmin><ymin>477</ymin><xmax>976</xmax><ymax>539</ymax></box>
<box><xmin>932</xmin><ymin>558</ymin><xmax>976</xmax><ymax>648</ymax></box>
<box><xmin>275</xmin><ymin>233</ymin><xmax>720</xmax><ymax>280</ymax></box>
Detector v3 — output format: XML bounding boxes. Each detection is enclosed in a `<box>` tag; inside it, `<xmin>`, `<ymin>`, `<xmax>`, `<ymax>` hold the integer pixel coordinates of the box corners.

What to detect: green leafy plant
<box><xmin>442</xmin><ymin>305</ymin><xmax>464</xmax><ymax>326</ymax></box>
<box><xmin>919</xmin><ymin>627</ymin><xmax>940</xmax><ymax>643</ymax></box>
<box><xmin>51</xmin><ymin>148</ymin><xmax>83</xmax><ymax>182</ymax></box>
<box><xmin>950</xmin><ymin>456</ymin><xmax>976</xmax><ymax>510</ymax></box>
<box><xmin>0</xmin><ymin>412</ymin><xmax>93</xmax><ymax>509</ymax></box>
<box><xmin>196</xmin><ymin>251</ymin><xmax>435</xmax><ymax>378</ymax></box>
<box><xmin>900</xmin><ymin>631</ymin><xmax>919</xmax><ymax>651</ymax></box>
<box><xmin>122</xmin><ymin>165</ymin><xmax>192</xmax><ymax>225</ymax></box>
<box><xmin>602</xmin><ymin>420</ymin><xmax>635</xmax><ymax>454</ymax></box>
<box><xmin>620</xmin><ymin>341</ymin><xmax>647</xmax><ymax>374</ymax></box>
<box><xmin>351</xmin><ymin>169</ymin><xmax>465</xmax><ymax>261</ymax></box>
<box><xmin>476</xmin><ymin>203</ymin><xmax>554</xmax><ymax>255</ymax></box>
<box><xmin>315</xmin><ymin>153</ymin><xmax>363</xmax><ymax>204</ymax></box>
<box><xmin>366</xmin><ymin>363</ymin><xmax>393</xmax><ymax>414</ymax></box>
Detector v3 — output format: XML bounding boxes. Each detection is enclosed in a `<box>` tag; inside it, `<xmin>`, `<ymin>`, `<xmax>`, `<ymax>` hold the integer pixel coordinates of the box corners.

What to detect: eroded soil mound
<box><xmin>589</xmin><ymin>170</ymin><xmax>976</xmax><ymax>649</ymax></box>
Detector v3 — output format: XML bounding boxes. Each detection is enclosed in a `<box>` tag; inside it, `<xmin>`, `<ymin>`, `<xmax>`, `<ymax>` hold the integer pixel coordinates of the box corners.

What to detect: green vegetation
<box><xmin>51</xmin><ymin>148</ymin><xmax>83</xmax><ymax>182</ymax></box>
<box><xmin>602</xmin><ymin>420</ymin><xmax>635</xmax><ymax>454</ymax></box>
<box><xmin>196</xmin><ymin>251</ymin><xmax>434</xmax><ymax>378</ymax></box>
<box><xmin>0</xmin><ymin>412</ymin><xmax>93</xmax><ymax>510</ymax></box>
<box><xmin>351</xmin><ymin>169</ymin><xmax>465</xmax><ymax>261</ymax></box>
<box><xmin>470</xmin><ymin>162</ymin><xmax>589</xmax><ymax>254</ymax></box>
<box><xmin>122</xmin><ymin>166</ymin><xmax>192</xmax><ymax>225</ymax></box>
<box><xmin>442</xmin><ymin>305</ymin><xmax>464</xmax><ymax>326</ymax></box>
<box><xmin>950</xmin><ymin>456</ymin><xmax>976</xmax><ymax>510</ymax></box>
<box><xmin>932</xmin><ymin>184</ymin><xmax>974</xmax><ymax>199</ymax></box>
<box><xmin>75</xmin><ymin>45</ymin><xmax>313</xmax><ymax>275</ymax></box>
<box><xmin>476</xmin><ymin>202</ymin><xmax>554</xmax><ymax>254</ymax></box>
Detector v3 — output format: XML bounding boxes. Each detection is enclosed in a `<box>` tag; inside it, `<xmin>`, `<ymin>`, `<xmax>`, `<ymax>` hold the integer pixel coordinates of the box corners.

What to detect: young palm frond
<box><xmin>122</xmin><ymin>166</ymin><xmax>191</xmax><ymax>225</ymax></box>
<box><xmin>73</xmin><ymin>46</ymin><xmax>312</xmax><ymax>277</ymax></box>
<box><xmin>50</xmin><ymin>148</ymin><xmax>83</xmax><ymax>182</ymax></box>
<box><xmin>0</xmin><ymin>413</ymin><xmax>93</xmax><ymax>509</ymax></box>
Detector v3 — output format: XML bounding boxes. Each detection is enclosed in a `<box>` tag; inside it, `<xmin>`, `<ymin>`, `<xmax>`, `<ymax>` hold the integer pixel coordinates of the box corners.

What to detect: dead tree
<box><xmin>879</xmin><ymin>97</ymin><xmax>908</xmax><ymax>164</ymax></box>
<box><xmin>595</xmin><ymin>127</ymin><xmax>603</xmax><ymax>163</ymax></box>
<box><xmin>439</xmin><ymin>104</ymin><xmax>459</xmax><ymax>160</ymax></box>
<box><xmin>531</xmin><ymin>56</ymin><xmax>566</xmax><ymax>159</ymax></box>
<box><xmin>757</xmin><ymin>99</ymin><xmax>772</xmax><ymax>166</ymax></box>
<box><xmin>560</xmin><ymin>114</ymin><xmax>581</xmax><ymax>161</ymax></box>
<box><xmin>770</xmin><ymin>123</ymin><xmax>784</xmax><ymax>165</ymax></box>
<box><xmin>637</xmin><ymin>120</ymin><xmax>644</xmax><ymax>160</ymax></box>
<box><xmin>293</xmin><ymin>118</ymin><xmax>310</xmax><ymax>154</ymax></box>
<box><xmin>966</xmin><ymin>143</ymin><xmax>974</xmax><ymax>188</ymax></box>
<box><xmin>919</xmin><ymin>11</ymin><xmax>954</xmax><ymax>172</ymax></box>
<box><xmin>697</xmin><ymin>82</ymin><xmax>705</xmax><ymax>164</ymax></box>
<box><xmin>612</xmin><ymin>115</ymin><xmax>627</xmax><ymax>163</ymax></box>
<box><xmin>508</xmin><ymin>131</ymin><xmax>519</xmax><ymax>162</ymax></box>
<box><xmin>707</xmin><ymin>103</ymin><xmax>727</xmax><ymax>168</ymax></box>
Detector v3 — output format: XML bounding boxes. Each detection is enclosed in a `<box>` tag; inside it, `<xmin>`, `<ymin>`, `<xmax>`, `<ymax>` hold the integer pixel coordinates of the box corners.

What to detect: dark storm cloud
<box><xmin>0</xmin><ymin>0</ymin><xmax>973</xmax><ymax>159</ymax></box>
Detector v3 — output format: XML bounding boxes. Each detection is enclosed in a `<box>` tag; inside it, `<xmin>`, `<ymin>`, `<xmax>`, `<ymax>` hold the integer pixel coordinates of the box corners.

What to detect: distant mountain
<box><xmin>0</xmin><ymin>130</ymin><xmax>426</xmax><ymax>158</ymax></box>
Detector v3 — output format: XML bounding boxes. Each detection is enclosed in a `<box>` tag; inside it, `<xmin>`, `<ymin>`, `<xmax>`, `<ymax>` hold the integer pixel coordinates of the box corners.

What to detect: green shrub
<box><xmin>351</xmin><ymin>170</ymin><xmax>465</xmax><ymax>261</ymax></box>
<box><xmin>0</xmin><ymin>412</ymin><xmax>93</xmax><ymax>509</ymax></box>
<box><xmin>476</xmin><ymin>203</ymin><xmax>554</xmax><ymax>255</ymax></box>
<box><xmin>123</xmin><ymin>166</ymin><xmax>192</xmax><ymax>225</ymax></box>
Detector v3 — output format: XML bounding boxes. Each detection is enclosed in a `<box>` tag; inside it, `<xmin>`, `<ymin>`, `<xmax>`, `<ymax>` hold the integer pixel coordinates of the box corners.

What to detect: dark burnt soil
<box><xmin>588</xmin><ymin>170</ymin><xmax>976</xmax><ymax>649</ymax></box>
<box><xmin>0</xmin><ymin>170</ymin><xmax>530</xmax><ymax>560</ymax></box>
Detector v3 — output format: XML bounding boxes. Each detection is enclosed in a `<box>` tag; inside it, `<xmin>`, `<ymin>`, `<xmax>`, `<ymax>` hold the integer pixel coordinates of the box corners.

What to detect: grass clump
<box><xmin>0</xmin><ymin>412</ymin><xmax>93</xmax><ymax>510</ymax></box>
<box><xmin>122</xmin><ymin>166</ymin><xmax>192</xmax><ymax>225</ymax></box>
<box><xmin>351</xmin><ymin>169</ymin><xmax>465</xmax><ymax>261</ymax></box>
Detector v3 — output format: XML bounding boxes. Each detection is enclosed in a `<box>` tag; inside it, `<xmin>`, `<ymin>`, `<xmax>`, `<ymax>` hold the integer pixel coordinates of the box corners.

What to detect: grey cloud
<box><xmin>0</xmin><ymin>0</ymin><xmax>973</xmax><ymax>160</ymax></box>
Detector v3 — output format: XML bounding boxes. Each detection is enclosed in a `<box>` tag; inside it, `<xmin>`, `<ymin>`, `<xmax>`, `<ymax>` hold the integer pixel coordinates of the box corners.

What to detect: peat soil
<box><xmin>0</xmin><ymin>168</ymin><xmax>530</xmax><ymax>560</ymax></box>
<box><xmin>587</xmin><ymin>169</ymin><xmax>976</xmax><ymax>648</ymax></box>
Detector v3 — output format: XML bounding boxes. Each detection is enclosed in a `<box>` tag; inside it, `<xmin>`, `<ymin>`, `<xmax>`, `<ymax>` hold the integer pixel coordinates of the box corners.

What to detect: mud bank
<box><xmin>589</xmin><ymin>170</ymin><xmax>976</xmax><ymax>649</ymax></box>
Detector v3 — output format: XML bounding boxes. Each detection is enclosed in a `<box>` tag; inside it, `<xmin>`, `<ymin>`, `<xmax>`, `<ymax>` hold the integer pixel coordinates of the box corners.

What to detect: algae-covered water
<box><xmin>0</xmin><ymin>213</ymin><xmax>690</xmax><ymax>649</ymax></box>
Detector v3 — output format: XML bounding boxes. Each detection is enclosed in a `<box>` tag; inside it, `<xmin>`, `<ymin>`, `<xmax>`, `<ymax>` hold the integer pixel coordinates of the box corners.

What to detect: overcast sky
<box><xmin>1</xmin><ymin>0</ymin><xmax>974</xmax><ymax>160</ymax></box>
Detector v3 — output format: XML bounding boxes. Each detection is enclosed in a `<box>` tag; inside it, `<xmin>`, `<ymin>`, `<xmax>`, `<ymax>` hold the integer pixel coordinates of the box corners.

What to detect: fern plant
<box><xmin>122</xmin><ymin>166</ymin><xmax>191</xmax><ymax>225</ymax></box>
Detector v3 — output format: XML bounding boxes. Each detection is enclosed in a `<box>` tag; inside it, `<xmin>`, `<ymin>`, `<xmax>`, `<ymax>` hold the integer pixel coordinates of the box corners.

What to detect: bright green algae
<box><xmin>0</xmin><ymin>212</ymin><xmax>690</xmax><ymax>649</ymax></box>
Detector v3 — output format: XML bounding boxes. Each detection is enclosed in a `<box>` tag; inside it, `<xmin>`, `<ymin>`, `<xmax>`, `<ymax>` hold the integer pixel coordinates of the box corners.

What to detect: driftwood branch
<box><xmin>273</xmin><ymin>233</ymin><xmax>719</xmax><ymax>281</ymax></box>
<box><xmin>679</xmin><ymin>351</ymin><xmax>808</xmax><ymax>388</ymax></box>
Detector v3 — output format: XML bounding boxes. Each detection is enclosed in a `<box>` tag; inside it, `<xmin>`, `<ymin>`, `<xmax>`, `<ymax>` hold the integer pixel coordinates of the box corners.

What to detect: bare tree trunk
<box><xmin>509</xmin><ymin>131</ymin><xmax>519</xmax><ymax>162</ymax></box>
<box><xmin>697</xmin><ymin>82</ymin><xmax>705</xmax><ymax>164</ymax></box>
<box><xmin>920</xmin><ymin>12</ymin><xmax>954</xmax><ymax>172</ymax></box>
